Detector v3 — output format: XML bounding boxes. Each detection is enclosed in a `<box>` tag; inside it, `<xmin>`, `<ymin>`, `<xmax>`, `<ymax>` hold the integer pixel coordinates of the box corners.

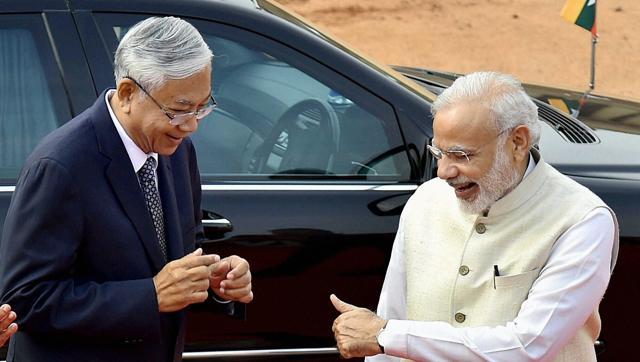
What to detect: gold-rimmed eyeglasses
<box><xmin>125</xmin><ymin>76</ymin><xmax>217</xmax><ymax>126</ymax></box>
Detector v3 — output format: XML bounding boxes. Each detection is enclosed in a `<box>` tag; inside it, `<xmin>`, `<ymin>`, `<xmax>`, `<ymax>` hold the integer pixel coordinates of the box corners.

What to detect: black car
<box><xmin>0</xmin><ymin>1</ymin><xmax>638</xmax><ymax>361</ymax></box>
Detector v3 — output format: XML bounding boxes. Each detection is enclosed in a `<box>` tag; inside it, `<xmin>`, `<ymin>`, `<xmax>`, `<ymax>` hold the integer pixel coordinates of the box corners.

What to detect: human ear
<box><xmin>510</xmin><ymin>125</ymin><xmax>531</xmax><ymax>162</ymax></box>
<box><xmin>116</xmin><ymin>79</ymin><xmax>136</xmax><ymax>114</ymax></box>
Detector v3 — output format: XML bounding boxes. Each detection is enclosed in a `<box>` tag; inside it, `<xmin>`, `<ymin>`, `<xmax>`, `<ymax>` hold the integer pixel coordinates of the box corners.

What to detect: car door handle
<box><xmin>202</xmin><ymin>218</ymin><xmax>233</xmax><ymax>232</ymax></box>
<box><xmin>200</xmin><ymin>217</ymin><xmax>233</xmax><ymax>244</ymax></box>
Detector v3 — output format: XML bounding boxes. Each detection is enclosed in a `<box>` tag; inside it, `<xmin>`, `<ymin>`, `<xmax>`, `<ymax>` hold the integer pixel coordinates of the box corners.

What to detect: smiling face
<box><xmin>115</xmin><ymin>65</ymin><xmax>212</xmax><ymax>155</ymax></box>
<box><xmin>433</xmin><ymin>102</ymin><xmax>524</xmax><ymax>214</ymax></box>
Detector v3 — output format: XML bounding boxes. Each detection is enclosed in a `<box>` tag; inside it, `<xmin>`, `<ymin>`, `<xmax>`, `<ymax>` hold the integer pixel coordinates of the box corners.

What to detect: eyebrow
<box><xmin>447</xmin><ymin>145</ymin><xmax>471</xmax><ymax>153</ymax></box>
<box><xmin>433</xmin><ymin>139</ymin><xmax>469</xmax><ymax>153</ymax></box>
<box><xmin>174</xmin><ymin>88</ymin><xmax>213</xmax><ymax>107</ymax></box>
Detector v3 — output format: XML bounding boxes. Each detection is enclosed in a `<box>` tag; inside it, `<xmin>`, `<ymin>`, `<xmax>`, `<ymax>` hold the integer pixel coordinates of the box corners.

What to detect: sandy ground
<box><xmin>275</xmin><ymin>0</ymin><xmax>640</xmax><ymax>101</ymax></box>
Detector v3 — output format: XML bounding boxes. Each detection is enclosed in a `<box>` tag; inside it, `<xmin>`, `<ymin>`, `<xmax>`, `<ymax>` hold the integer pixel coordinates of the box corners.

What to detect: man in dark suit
<box><xmin>0</xmin><ymin>16</ymin><xmax>252</xmax><ymax>361</ymax></box>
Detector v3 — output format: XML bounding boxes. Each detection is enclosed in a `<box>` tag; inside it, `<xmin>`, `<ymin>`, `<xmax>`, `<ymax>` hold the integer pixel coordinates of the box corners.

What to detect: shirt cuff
<box><xmin>211</xmin><ymin>293</ymin><xmax>233</xmax><ymax>304</ymax></box>
<box><xmin>378</xmin><ymin>319</ymin><xmax>409</xmax><ymax>358</ymax></box>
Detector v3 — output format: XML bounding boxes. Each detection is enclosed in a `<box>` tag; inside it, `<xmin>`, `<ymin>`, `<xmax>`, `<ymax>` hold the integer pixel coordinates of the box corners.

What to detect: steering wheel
<box><xmin>249</xmin><ymin>98</ymin><xmax>340</xmax><ymax>174</ymax></box>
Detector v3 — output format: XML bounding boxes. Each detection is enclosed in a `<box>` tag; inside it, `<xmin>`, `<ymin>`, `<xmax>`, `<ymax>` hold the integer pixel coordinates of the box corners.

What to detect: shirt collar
<box><xmin>481</xmin><ymin>151</ymin><xmax>537</xmax><ymax>217</ymax></box>
<box><xmin>523</xmin><ymin>152</ymin><xmax>536</xmax><ymax>179</ymax></box>
<box><xmin>106</xmin><ymin>90</ymin><xmax>158</xmax><ymax>173</ymax></box>
<box><xmin>484</xmin><ymin>149</ymin><xmax>546</xmax><ymax>217</ymax></box>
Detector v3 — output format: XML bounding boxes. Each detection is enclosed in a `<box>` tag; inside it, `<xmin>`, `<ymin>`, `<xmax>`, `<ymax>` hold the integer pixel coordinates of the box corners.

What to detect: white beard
<box><xmin>454</xmin><ymin>141</ymin><xmax>522</xmax><ymax>214</ymax></box>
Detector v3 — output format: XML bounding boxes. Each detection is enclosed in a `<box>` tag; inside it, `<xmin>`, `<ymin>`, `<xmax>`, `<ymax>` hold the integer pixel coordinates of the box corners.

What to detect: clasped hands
<box><xmin>153</xmin><ymin>248</ymin><xmax>253</xmax><ymax>312</ymax></box>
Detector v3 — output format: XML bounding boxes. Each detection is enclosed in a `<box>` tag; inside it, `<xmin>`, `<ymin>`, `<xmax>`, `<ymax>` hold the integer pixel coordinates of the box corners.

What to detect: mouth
<box><xmin>450</xmin><ymin>181</ymin><xmax>479</xmax><ymax>200</ymax></box>
<box><xmin>167</xmin><ymin>134</ymin><xmax>183</xmax><ymax>143</ymax></box>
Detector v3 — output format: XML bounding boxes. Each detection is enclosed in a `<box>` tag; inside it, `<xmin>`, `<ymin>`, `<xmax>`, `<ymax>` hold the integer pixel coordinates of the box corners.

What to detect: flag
<box><xmin>547</xmin><ymin>98</ymin><xmax>581</xmax><ymax>118</ymax></box>
<box><xmin>561</xmin><ymin>0</ymin><xmax>597</xmax><ymax>37</ymax></box>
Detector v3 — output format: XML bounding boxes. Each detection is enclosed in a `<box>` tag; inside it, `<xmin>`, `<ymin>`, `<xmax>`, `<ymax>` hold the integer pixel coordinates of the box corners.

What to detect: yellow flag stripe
<box><xmin>561</xmin><ymin>0</ymin><xmax>585</xmax><ymax>23</ymax></box>
<box><xmin>548</xmin><ymin>98</ymin><xmax>570</xmax><ymax>114</ymax></box>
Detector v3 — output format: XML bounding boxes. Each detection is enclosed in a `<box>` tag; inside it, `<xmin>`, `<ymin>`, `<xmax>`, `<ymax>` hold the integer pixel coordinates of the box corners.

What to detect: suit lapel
<box><xmin>92</xmin><ymin>90</ymin><xmax>167</xmax><ymax>272</ymax></box>
<box><xmin>157</xmin><ymin>156</ymin><xmax>183</xmax><ymax>261</ymax></box>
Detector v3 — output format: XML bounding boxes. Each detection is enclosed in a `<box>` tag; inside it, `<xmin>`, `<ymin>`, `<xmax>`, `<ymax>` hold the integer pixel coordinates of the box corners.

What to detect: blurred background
<box><xmin>276</xmin><ymin>0</ymin><xmax>639</xmax><ymax>101</ymax></box>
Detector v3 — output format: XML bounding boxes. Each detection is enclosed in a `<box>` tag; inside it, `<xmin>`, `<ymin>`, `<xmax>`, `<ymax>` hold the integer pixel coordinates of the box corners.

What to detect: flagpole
<box><xmin>589</xmin><ymin>34</ymin><xmax>597</xmax><ymax>90</ymax></box>
<box><xmin>579</xmin><ymin>31</ymin><xmax>597</xmax><ymax>111</ymax></box>
<box><xmin>561</xmin><ymin>0</ymin><xmax>598</xmax><ymax>113</ymax></box>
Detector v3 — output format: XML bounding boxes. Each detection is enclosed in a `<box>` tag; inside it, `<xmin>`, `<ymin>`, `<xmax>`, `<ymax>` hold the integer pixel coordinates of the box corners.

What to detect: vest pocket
<box><xmin>489</xmin><ymin>268</ymin><xmax>540</xmax><ymax>325</ymax></box>
<box><xmin>494</xmin><ymin>268</ymin><xmax>539</xmax><ymax>289</ymax></box>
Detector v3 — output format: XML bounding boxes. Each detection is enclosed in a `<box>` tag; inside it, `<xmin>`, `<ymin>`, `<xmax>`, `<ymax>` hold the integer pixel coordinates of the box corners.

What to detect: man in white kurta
<box><xmin>330</xmin><ymin>72</ymin><xmax>618</xmax><ymax>361</ymax></box>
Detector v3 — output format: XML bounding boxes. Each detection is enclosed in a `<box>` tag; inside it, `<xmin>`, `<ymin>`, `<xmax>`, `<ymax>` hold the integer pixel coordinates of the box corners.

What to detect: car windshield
<box><xmin>261</xmin><ymin>0</ymin><xmax>438</xmax><ymax>102</ymax></box>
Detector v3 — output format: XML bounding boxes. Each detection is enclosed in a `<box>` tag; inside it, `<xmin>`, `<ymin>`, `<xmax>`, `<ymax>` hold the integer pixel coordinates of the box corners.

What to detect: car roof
<box><xmin>69</xmin><ymin>0</ymin><xmax>282</xmax><ymax>21</ymax></box>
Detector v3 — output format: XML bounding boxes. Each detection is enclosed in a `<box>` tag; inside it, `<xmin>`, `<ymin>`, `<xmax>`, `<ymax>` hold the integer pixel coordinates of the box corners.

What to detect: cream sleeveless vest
<box><xmin>403</xmin><ymin>154</ymin><xmax>617</xmax><ymax>361</ymax></box>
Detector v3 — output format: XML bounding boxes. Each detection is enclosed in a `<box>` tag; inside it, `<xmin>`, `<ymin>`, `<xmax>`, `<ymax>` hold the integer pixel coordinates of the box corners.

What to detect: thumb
<box><xmin>330</xmin><ymin>294</ymin><xmax>357</xmax><ymax>313</ymax></box>
<box><xmin>211</xmin><ymin>259</ymin><xmax>230</xmax><ymax>277</ymax></box>
<box><xmin>190</xmin><ymin>248</ymin><xmax>203</xmax><ymax>256</ymax></box>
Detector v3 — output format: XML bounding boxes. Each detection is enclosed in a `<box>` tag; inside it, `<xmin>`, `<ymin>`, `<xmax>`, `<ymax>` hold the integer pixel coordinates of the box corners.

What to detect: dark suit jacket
<box><xmin>0</xmin><ymin>90</ymin><xmax>208</xmax><ymax>361</ymax></box>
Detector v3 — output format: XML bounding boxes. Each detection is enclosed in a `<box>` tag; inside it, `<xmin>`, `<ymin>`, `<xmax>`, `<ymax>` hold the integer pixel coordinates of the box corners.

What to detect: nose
<box><xmin>178</xmin><ymin>115</ymin><xmax>199</xmax><ymax>133</ymax></box>
<box><xmin>436</xmin><ymin>157</ymin><xmax>459</xmax><ymax>180</ymax></box>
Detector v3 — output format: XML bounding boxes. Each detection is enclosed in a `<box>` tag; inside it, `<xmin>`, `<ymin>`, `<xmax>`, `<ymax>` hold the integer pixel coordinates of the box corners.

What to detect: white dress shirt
<box><xmin>105</xmin><ymin>90</ymin><xmax>159</xmax><ymax>180</ymax></box>
<box><xmin>368</xmin><ymin>155</ymin><xmax>616</xmax><ymax>361</ymax></box>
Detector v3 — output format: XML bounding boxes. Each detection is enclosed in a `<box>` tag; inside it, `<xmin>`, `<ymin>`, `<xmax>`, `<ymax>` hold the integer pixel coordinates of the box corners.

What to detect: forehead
<box><xmin>156</xmin><ymin>67</ymin><xmax>212</xmax><ymax>106</ymax></box>
<box><xmin>433</xmin><ymin>102</ymin><xmax>495</xmax><ymax>148</ymax></box>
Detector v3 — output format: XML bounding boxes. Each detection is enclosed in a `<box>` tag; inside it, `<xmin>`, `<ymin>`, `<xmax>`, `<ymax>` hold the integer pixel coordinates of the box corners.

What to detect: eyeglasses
<box><xmin>125</xmin><ymin>76</ymin><xmax>217</xmax><ymax>126</ymax></box>
<box><xmin>427</xmin><ymin>128</ymin><xmax>512</xmax><ymax>164</ymax></box>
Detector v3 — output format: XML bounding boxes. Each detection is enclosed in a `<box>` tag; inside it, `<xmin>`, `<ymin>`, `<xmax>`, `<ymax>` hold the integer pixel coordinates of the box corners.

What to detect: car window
<box><xmin>0</xmin><ymin>15</ymin><xmax>70</xmax><ymax>183</ymax></box>
<box><xmin>97</xmin><ymin>16</ymin><xmax>410</xmax><ymax>182</ymax></box>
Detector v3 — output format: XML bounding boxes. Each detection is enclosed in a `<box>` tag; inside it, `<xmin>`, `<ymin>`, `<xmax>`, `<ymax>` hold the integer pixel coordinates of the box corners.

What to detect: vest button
<box><xmin>475</xmin><ymin>223</ymin><xmax>486</xmax><ymax>234</ymax></box>
<box><xmin>455</xmin><ymin>312</ymin><xmax>466</xmax><ymax>323</ymax></box>
<box><xmin>459</xmin><ymin>265</ymin><xmax>470</xmax><ymax>275</ymax></box>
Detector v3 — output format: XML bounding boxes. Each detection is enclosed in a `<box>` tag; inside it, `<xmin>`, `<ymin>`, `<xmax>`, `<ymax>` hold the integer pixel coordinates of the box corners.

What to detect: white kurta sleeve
<box><xmin>366</xmin><ymin>212</ymin><xmax>408</xmax><ymax>362</ymax></box>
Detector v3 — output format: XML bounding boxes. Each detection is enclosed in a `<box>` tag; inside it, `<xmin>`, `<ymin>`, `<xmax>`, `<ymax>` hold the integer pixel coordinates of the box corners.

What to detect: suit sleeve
<box><xmin>0</xmin><ymin>158</ymin><xmax>162</xmax><ymax>340</ymax></box>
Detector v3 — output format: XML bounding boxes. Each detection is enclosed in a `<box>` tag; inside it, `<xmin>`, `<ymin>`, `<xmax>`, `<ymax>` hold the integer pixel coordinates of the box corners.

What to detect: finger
<box><xmin>210</xmin><ymin>260</ymin><xmax>231</xmax><ymax>278</ymax></box>
<box><xmin>220</xmin><ymin>270</ymin><xmax>251</xmax><ymax>290</ymax></box>
<box><xmin>219</xmin><ymin>283</ymin><xmax>252</xmax><ymax>300</ymax></box>
<box><xmin>0</xmin><ymin>311</ymin><xmax>16</xmax><ymax>331</ymax></box>
<box><xmin>180</xmin><ymin>254</ymin><xmax>219</xmax><ymax>269</ymax></box>
<box><xmin>338</xmin><ymin>341</ymin><xmax>350</xmax><ymax>359</ymax></box>
<box><xmin>185</xmin><ymin>290</ymin><xmax>210</xmax><ymax>305</ymax></box>
<box><xmin>190</xmin><ymin>278</ymin><xmax>211</xmax><ymax>293</ymax></box>
<box><xmin>330</xmin><ymin>294</ymin><xmax>357</xmax><ymax>313</ymax></box>
<box><xmin>187</xmin><ymin>265</ymin><xmax>215</xmax><ymax>281</ymax></box>
<box><xmin>0</xmin><ymin>304</ymin><xmax>10</xmax><ymax>320</ymax></box>
<box><xmin>0</xmin><ymin>322</ymin><xmax>17</xmax><ymax>346</ymax></box>
<box><xmin>237</xmin><ymin>291</ymin><xmax>254</xmax><ymax>303</ymax></box>
<box><xmin>221</xmin><ymin>255</ymin><xmax>249</xmax><ymax>280</ymax></box>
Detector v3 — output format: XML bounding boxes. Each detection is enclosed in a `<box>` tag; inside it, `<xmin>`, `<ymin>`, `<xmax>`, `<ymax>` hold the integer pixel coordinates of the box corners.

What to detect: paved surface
<box><xmin>278</xmin><ymin>0</ymin><xmax>640</xmax><ymax>101</ymax></box>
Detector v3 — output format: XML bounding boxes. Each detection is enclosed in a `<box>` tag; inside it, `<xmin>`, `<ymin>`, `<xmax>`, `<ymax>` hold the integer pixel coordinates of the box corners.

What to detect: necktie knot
<box><xmin>138</xmin><ymin>157</ymin><xmax>157</xmax><ymax>179</ymax></box>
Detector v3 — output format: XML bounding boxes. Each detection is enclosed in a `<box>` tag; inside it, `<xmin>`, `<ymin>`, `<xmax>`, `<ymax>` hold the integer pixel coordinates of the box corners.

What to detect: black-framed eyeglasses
<box><xmin>125</xmin><ymin>76</ymin><xmax>217</xmax><ymax>126</ymax></box>
<box><xmin>427</xmin><ymin>127</ymin><xmax>513</xmax><ymax>164</ymax></box>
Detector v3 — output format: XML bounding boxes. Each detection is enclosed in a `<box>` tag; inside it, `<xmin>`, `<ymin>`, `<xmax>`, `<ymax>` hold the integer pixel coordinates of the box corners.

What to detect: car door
<box><xmin>80</xmin><ymin>10</ymin><xmax>421</xmax><ymax>359</ymax></box>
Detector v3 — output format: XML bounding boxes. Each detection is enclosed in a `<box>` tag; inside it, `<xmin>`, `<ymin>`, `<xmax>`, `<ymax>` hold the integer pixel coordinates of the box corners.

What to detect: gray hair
<box><xmin>114</xmin><ymin>16</ymin><xmax>213</xmax><ymax>92</ymax></box>
<box><xmin>431</xmin><ymin>71</ymin><xmax>541</xmax><ymax>146</ymax></box>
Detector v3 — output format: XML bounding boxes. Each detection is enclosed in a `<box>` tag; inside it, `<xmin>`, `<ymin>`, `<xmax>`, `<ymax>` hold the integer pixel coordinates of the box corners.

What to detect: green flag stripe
<box><xmin>575</xmin><ymin>3</ymin><xmax>596</xmax><ymax>31</ymax></box>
